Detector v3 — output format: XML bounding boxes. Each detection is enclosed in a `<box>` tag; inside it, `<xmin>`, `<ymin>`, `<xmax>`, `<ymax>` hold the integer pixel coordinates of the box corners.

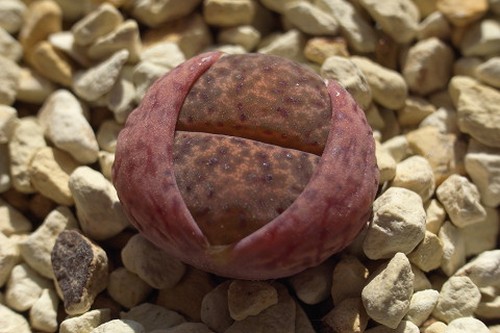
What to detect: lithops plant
<box><xmin>113</xmin><ymin>51</ymin><xmax>379</xmax><ymax>280</ymax></box>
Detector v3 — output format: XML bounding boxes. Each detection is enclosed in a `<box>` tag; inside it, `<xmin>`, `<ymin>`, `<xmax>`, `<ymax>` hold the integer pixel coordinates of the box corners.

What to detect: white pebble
<box><xmin>0</xmin><ymin>303</ymin><xmax>31</xmax><ymax>333</ymax></box>
<box><xmin>363</xmin><ymin>187</ymin><xmax>426</xmax><ymax>260</ymax></box>
<box><xmin>283</xmin><ymin>1</ymin><xmax>339</xmax><ymax>36</ymax></box>
<box><xmin>5</xmin><ymin>263</ymin><xmax>52</xmax><ymax>312</ymax></box>
<box><xmin>258</xmin><ymin>29</ymin><xmax>306</xmax><ymax>62</ymax></box>
<box><xmin>0</xmin><ymin>105</ymin><xmax>17</xmax><ymax>144</ymax></box>
<box><xmin>425</xmin><ymin>199</ymin><xmax>446</xmax><ymax>234</ymax></box>
<box><xmin>88</xmin><ymin>20</ymin><xmax>141</xmax><ymax>63</ymax></box>
<box><xmin>436</xmin><ymin>174</ymin><xmax>487</xmax><ymax>228</ymax></box>
<box><xmin>72</xmin><ymin>3</ymin><xmax>123</xmax><ymax>46</ymax></box>
<box><xmin>107</xmin><ymin>65</ymin><xmax>136</xmax><ymax>124</ymax></box>
<box><xmin>15</xmin><ymin>67</ymin><xmax>56</xmax><ymax>104</ymax></box>
<box><xmin>38</xmin><ymin>89</ymin><xmax>99</xmax><ymax>164</ymax></box>
<box><xmin>439</xmin><ymin>221</ymin><xmax>466</xmax><ymax>276</ymax></box>
<box><xmin>361</xmin><ymin>253</ymin><xmax>414</xmax><ymax>329</ymax></box>
<box><xmin>108</xmin><ymin>267</ymin><xmax>152</xmax><ymax>309</ymax></box>
<box><xmin>0</xmin><ymin>27</ymin><xmax>22</xmax><ymax>62</ymax></box>
<box><xmin>29</xmin><ymin>288</ymin><xmax>59</xmax><ymax>332</ymax></box>
<box><xmin>432</xmin><ymin>276</ymin><xmax>481</xmax><ymax>323</ymax></box>
<box><xmin>405</xmin><ymin>289</ymin><xmax>439</xmax><ymax>326</ymax></box>
<box><xmin>407</xmin><ymin>231</ymin><xmax>444</xmax><ymax>272</ymax></box>
<box><xmin>91</xmin><ymin>319</ymin><xmax>145</xmax><ymax>333</ymax></box>
<box><xmin>73</xmin><ymin>49</ymin><xmax>129</xmax><ymax>102</ymax></box>
<box><xmin>474</xmin><ymin>56</ymin><xmax>500</xmax><ymax>88</ymax></box>
<box><xmin>69</xmin><ymin>166</ymin><xmax>129</xmax><ymax>240</ymax></box>
<box><xmin>391</xmin><ymin>155</ymin><xmax>436</xmax><ymax>202</ymax></box>
<box><xmin>0</xmin><ymin>232</ymin><xmax>20</xmax><ymax>287</ymax></box>
<box><xmin>0</xmin><ymin>0</ymin><xmax>26</xmax><ymax>34</ymax></box>
<box><xmin>445</xmin><ymin>317</ymin><xmax>489</xmax><ymax>333</ymax></box>
<box><xmin>462</xmin><ymin>207</ymin><xmax>499</xmax><ymax>256</ymax></box>
<box><xmin>59</xmin><ymin>309</ymin><xmax>111</xmax><ymax>333</ymax></box>
<box><xmin>120</xmin><ymin>303</ymin><xmax>186</xmax><ymax>332</ymax></box>
<box><xmin>460</xmin><ymin>19</ymin><xmax>500</xmax><ymax>57</ymax></box>
<box><xmin>0</xmin><ymin>198</ymin><xmax>32</xmax><ymax>236</ymax></box>
<box><xmin>454</xmin><ymin>250</ymin><xmax>500</xmax><ymax>288</ymax></box>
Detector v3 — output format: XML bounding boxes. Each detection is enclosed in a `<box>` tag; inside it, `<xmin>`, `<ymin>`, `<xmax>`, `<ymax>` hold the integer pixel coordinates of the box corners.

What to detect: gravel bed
<box><xmin>0</xmin><ymin>0</ymin><xmax>499</xmax><ymax>332</ymax></box>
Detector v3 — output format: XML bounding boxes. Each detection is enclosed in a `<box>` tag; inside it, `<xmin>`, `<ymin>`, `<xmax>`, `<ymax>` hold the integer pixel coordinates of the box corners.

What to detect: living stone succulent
<box><xmin>113</xmin><ymin>51</ymin><xmax>379</xmax><ymax>279</ymax></box>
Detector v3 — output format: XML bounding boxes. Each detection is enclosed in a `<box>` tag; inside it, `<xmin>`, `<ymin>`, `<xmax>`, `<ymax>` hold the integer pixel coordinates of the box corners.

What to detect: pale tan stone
<box><xmin>408</xmin><ymin>231</ymin><xmax>444</xmax><ymax>272</ymax></box>
<box><xmin>0</xmin><ymin>0</ymin><xmax>26</xmax><ymax>34</ymax></box>
<box><xmin>375</xmin><ymin>141</ymin><xmax>397</xmax><ymax>183</ymax></box>
<box><xmin>439</xmin><ymin>221</ymin><xmax>466</xmax><ymax>276</ymax></box>
<box><xmin>59</xmin><ymin>309</ymin><xmax>111</xmax><ymax>333</ymax></box>
<box><xmin>201</xmin><ymin>281</ymin><xmax>233</xmax><ymax>332</ymax></box>
<box><xmin>130</xmin><ymin>0</ymin><xmax>202</xmax><ymax>27</ymax></box>
<box><xmin>204</xmin><ymin>0</ymin><xmax>256</xmax><ymax>27</ymax></box>
<box><xmin>462</xmin><ymin>207</ymin><xmax>499</xmax><ymax>256</ymax></box>
<box><xmin>16</xmin><ymin>67</ymin><xmax>56</xmax><ymax>104</ymax></box>
<box><xmin>460</xmin><ymin>19</ymin><xmax>500</xmax><ymax>57</ymax></box>
<box><xmin>454</xmin><ymin>56</ymin><xmax>482</xmax><ymax>77</ymax></box>
<box><xmin>88</xmin><ymin>20</ymin><xmax>142</xmax><ymax>63</ymax></box>
<box><xmin>31</xmin><ymin>41</ymin><xmax>73</xmax><ymax>87</ymax></box>
<box><xmin>0</xmin><ymin>55</ymin><xmax>20</xmax><ymax>106</ymax></box>
<box><xmin>258</xmin><ymin>29</ymin><xmax>306</xmax><ymax>62</ymax></box>
<box><xmin>91</xmin><ymin>319</ymin><xmax>145</xmax><ymax>333</ymax></box>
<box><xmin>454</xmin><ymin>250</ymin><xmax>500</xmax><ymax>288</ymax></box>
<box><xmin>107</xmin><ymin>267</ymin><xmax>152</xmax><ymax>309</ymax></box>
<box><xmin>433</xmin><ymin>276</ymin><xmax>481</xmax><ymax>323</ymax></box>
<box><xmin>417</xmin><ymin>11</ymin><xmax>451</xmax><ymax>40</ymax></box>
<box><xmin>0</xmin><ymin>303</ymin><xmax>31</xmax><ymax>333</ymax></box>
<box><xmin>303</xmin><ymin>36</ymin><xmax>349</xmax><ymax>64</ymax></box>
<box><xmin>358</xmin><ymin>0</ymin><xmax>419</xmax><ymax>43</ymax></box>
<box><xmin>228</xmin><ymin>280</ymin><xmax>278</xmax><ymax>321</ymax></box>
<box><xmin>0</xmin><ymin>105</ymin><xmax>17</xmax><ymax>144</ymax></box>
<box><xmin>436</xmin><ymin>174</ymin><xmax>487</xmax><ymax>228</ymax></box>
<box><xmin>156</xmin><ymin>268</ymin><xmax>215</xmax><ymax>322</ymax></box>
<box><xmin>121</xmin><ymin>303</ymin><xmax>185</xmax><ymax>332</ymax></box>
<box><xmin>351</xmin><ymin>56</ymin><xmax>408</xmax><ymax>110</ymax></box>
<box><xmin>288</xmin><ymin>259</ymin><xmax>333</xmax><ymax>305</ymax></box>
<box><xmin>29</xmin><ymin>288</ymin><xmax>59</xmax><ymax>332</ymax></box>
<box><xmin>0</xmin><ymin>232</ymin><xmax>21</xmax><ymax>287</ymax></box>
<box><xmin>406</xmin><ymin>126</ymin><xmax>466</xmax><ymax>185</ymax></box>
<box><xmin>425</xmin><ymin>199</ymin><xmax>446</xmax><ymax>234</ymax></box>
<box><xmin>437</xmin><ymin>0</ymin><xmax>488</xmax><ymax>27</ymax></box>
<box><xmin>331</xmin><ymin>255</ymin><xmax>369</xmax><ymax>305</ymax></box>
<box><xmin>19</xmin><ymin>0</ymin><xmax>62</xmax><ymax>64</ymax></box>
<box><xmin>49</xmin><ymin>31</ymin><xmax>92</xmax><ymax>67</ymax></box>
<box><xmin>419</xmin><ymin>106</ymin><xmax>459</xmax><ymax>134</ymax></box>
<box><xmin>366</xmin><ymin>104</ymin><xmax>385</xmax><ymax>131</ymax></box>
<box><xmin>284</xmin><ymin>1</ymin><xmax>339</xmax><ymax>36</ymax></box>
<box><xmin>397</xmin><ymin>96</ymin><xmax>436</xmax><ymax>127</ymax></box>
<box><xmin>0</xmin><ymin>26</ymin><xmax>22</xmax><ymax>61</ymax></box>
<box><xmin>392</xmin><ymin>155</ymin><xmax>436</xmax><ymax>202</ymax></box>
<box><xmin>403</xmin><ymin>37</ymin><xmax>454</xmax><ymax>96</ymax></box>
<box><xmin>405</xmin><ymin>289</ymin><xmax>439</xmax><ymax>326</ymax></box>
<box><xmin>322</xmin><ymin>298</ymin><xmax>368</xmax><ymax>333</ymax></box>
<box><xmin>28</xmin><ymin>147</ymin><xmax>78</xmax><ymax>206</ymax></box>
<box><xmin>218</xmin><ymin>25</ymin><xmax>260</xmax><ymax>51</ymax></box>
<box><xmin>424</xmin><ymin>321</ymin><xmax>447</xmax><ymax>333</ymax></box>
<box><xmin>361</xmin><ymin>253</ymin><xmax>415</xmax><ymax>329</ymax></box>
<box><xmin>475</xmin><ymin>56</ymin><xmax>500</xmax><ymax>89</ymax></box>
<box><xmin>5</xmin><ymin>263</ymin><xmax>52</xmax><ymax>312</ymax></box>
<box><xmin>9</xmin><ymin>117</ymin><xmax>47</xmax><ymax>193</ymax></box>
<box><xmin>72</xmin><ymin>3</ymin><xmax>123</xmax><ymax>46</ymax></box>
<box><xmin>0</xmin><ymin>198</ymin><xmax>32</xmax><ymax>236</ymax></box>
<box><xmin>363</xmin><ymin>187</ymin><xmax>426</xmax><ymax>260</ymax></box>
<box><xmin>98</xmin><ymin>151</ymin><xmax>114</xmax><ymax>180</ymax></box>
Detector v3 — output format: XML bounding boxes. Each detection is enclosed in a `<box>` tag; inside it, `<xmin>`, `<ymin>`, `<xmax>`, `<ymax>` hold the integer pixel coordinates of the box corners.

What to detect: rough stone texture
<box><xmin>258</xmin><ymin>29</ymin><xmax>306</xmax><ymax>62</ymax></box>
<box><xmin>59</xmin><ymin>309</ymin><xmax>111</xmax><ymax>333</ymax></box>
<box><xmin>474</xmin><ymin>56</ymin><xmax>500</xmax><ymax>89</ymax></box>
<box><xmin>203</xmin><ymin>0</ymin><xmax>256</xmax><ymax>27</ymax></box>
<box><xmin>228</xmin><ymin>280</ymin><xmax>278</xmax><ymax>321</ymax></box>
<box><xmin>156</xmin><ymin>268</ymin><xmax>215</xmax><ymax>322</ymax></box>
<box><xmin>363</xmin><ymin>187</ymin><xmax>426</xmax><ymax>260</ymax></box>
<box><xmin>417</xmin><ymin>11</ymin><xmax>451</xmax><ymax>40</ymax></box>
<box><xmin>120</xmin><ymin>303</ymin><xmax>185</xmax><ymax>332</ymax></box>
<box><xmin>140</xmin><ymin>42</ymin><xmax>185</xmax><ymax>69</ymax></box>
<box><xmin>439</xmin><ymin>221</ymin><xmax>466</xmax><ymax>276</ymax></box>
<box><xmin>361</xmin><ymin>253</ymin><xmax>415</xmax><ymax>329</ymax></box>
<box><xmin>201</xmin><ymin>281</ymin><xmax>233</xmax><ymax>332</ymax></box>
<box><xmin>465</xmin><ymin>139</ymin><xmax>500</xmax><ymax>207</ymax></box>
<box><xmin>357</xmin><ymin>0</ymin><xmax>419</xmax><ymax>43</ymax></box>
<box><xmin>406</xmin><ymin>126</ymin><xmax>466</xmax><ymax>185</ymax></box>
<box><xmin>29</xmin><ymin>288</ymin><xmax>59</xmax><ymax>332</ymax></box>
<box><xmin>322</xmin><ymin>297</ymin><xmax>368</xmax><ymax>333</ymax></box>
<box><xmin>315</xmin><ymin>0</ymin><xmax>377</xmax><ymax>53</ymax></box>
<box><xmin>108</xmin><ymin>267</ymin><xmax>152</xmax><ymax>309</ymax></box>
<box><xmin>381</xmin><ymin>135</ymin><xmax>411</xmax><ymax>163</ymax></box>
<box><xmin>475</xmin><ymin>292</ymin><xmax>500</xmax><ymax>319</ymax></box>
<box><xmin>28</xmin><ymin>147</ymin><xmax>79</xmax><ymax>206</ymax></box>
<box><xmin>351</xmin><ymin>56</ymin><xmax>408</xmax><ymax>110</ymax></box>
<box><xmin>392</xmin><ymin>155</ymin><xmax>436</xmax><ymax>202</ymax></box>
<box><xmin>0</xmin><ymin>198</ymin><xmax>32</xmax><ymax>236</ymax></box>
<box><xmin>0</xmin><ymin>55</ymin><xmax>20</xmax><ymax>106</ymax></box>
<box><xmin>405</xmin><ymin>289</ymin><xmax>439</xmax><ymax>327</ymax></box>
<box><xmin>460</xmin><ymin>19</ymin><xmax>500</xmax><ymax>57</ymax></box>
<box><xmin>462</xmin><ymin>207</ymin><xmax>499</xmax><ymax>256</ymax></box>
<box><xmin>283</xmin><ymin>1</ymin><xmax>339</xmax><ymax>36</ymax></box>
<box><xmin>0</xmin><ymin>232</ymin><xmax>21</xmax><ymax>287</ymax></box>
<box><xmin>52</xmin><ymin>230</ymin><xmax>109</xmax><ymax>316</ymax></box>
<box><xmin>72</xmin><ymin>3</ymin><xmax>124</xmax><ymax>46</ymax></box>
<box><xmin>69</xmin><ymin>166</ymin><xmax>129</xmax><ymax>240</ymax></box>
<box><xmin>365</xmin><ymin>321</ymin><xmax>420</xmax><ymax>333</ymax></box>
<box><xmin>288</xmin><ymin>259</ymin><xmax>332</xmax><ymax>305</ymax></box>
<box><xmin>88</xmin><ymin>20</ymin><xmax>142</xmax><ymax>63</ymax></box>
<box><xmin>121</xmin><ymin>234</ymin><xmax>186</xmax><ymax>290</ymax></box>
<box><xmin>432</xmin><ymin>276</ymin><xmax>481</xmax><ymax>323</ymax></box>
<box><xmin>73</xmin><ymin>49</ymin><xmax>129</xmax><ymax>102</ymax></box>
<box><xmin>437</xmin><ymin>0</ymin><xmax>488</xmax><ymax>27</ymax></box>
<box><xmin>304</xmin><ymin>36</ymin><xmax>349</xmax><ymax>64</ymax></box>
<box><xmin>38</xmin><ymin>89</ymin><xmax>99</xmax><ymax>164</ymax></box>
<box><xmin>420</xmin><ymin>106</ymin><xmax>458</xmax><ymax>134</ymax></box>
<box><xmin>98</xmin><ymin>151</ymin><xmax>114</xmax><ymax>180</ymax></box>
<box><xmin>320</xmin><ymin>55</ymin><xmax>372</xmax><ymax>110</ymax></box>
<box><xmin>436</xmin><ymin>174</ymin><xmax>487</xmax><ymax>228</ymax></box>
<box><xmin>96</xmin><ymin>120</ymin><xmax>121</xmax><ymax>153</ymax></box>
<box><xmin>218</xmin><ymin>25</ymin><xmax>261</xmax><ymax>51</ymax></box>
<box><xmin>403</xmin><ymin>38</ymin><xmax>454</xmax><ymax>96</ymax></box>
<box><xmin>331</xmin><ymin>255</ymin><xmax>369</xmax><ymax>305</ymax></box>
<box><xmin>454</xmin><ymin>250</ymin><xmax>500</xmax><ymax>288</ymax></box>
<box><xmin>91</xmin><ymin>319</ymin><xmax>145</xmax><ymax>333</ymax></box>
<box><xmin>19</xmin><ymin>206</ymin><xmax>78</xmax><ymax>279</ymax></box>
<box><xmin>4</xmin><ymin>263</ymin><xmax>52</xmax><ymax>312</ymax></box>
<box><xmin>397</xmin><ymin>96</ymin><xmax>436</xmax><ymax>127</ymax></box>
<box><xmin>449</xmin><ymin>76</ymin><xmax>500</xmax><ymax>148</ymax></box>
<box><xmin>30</xmin><ymin>41</ymin><xmax>74</xmax><ymax>87</ymax></box>
<box><xmin>16</xmin><ymin>67</ymin><xmax>56</xmax><ymax>104</ymax></box>
<box><xmin>0</xmin><ymin>303</ymin><xmax>31</xmax><ymax>333</ymax></box>
<box><xmin>107</xmin><ymin>65</ymin><xmax>136</xmax><ymax>124</ymax></box>
<box><xmin>408</xmin><ymin>231</ymin><xmax>444</xmax><ymax>272</ymax></box>
<box><xmin>376</xmin><ymin>141</ymin><xmax>397</xmax><ymax>183</ymax></box>
<box><xmin>0</xmin><ymin>105</ymin><xmax>17</xmax><ymax>144</ymax></box>
<box><xmin>225</xmin><ymin>284</ymin><xmax>296</xmax><ymax>333</ymax></box>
